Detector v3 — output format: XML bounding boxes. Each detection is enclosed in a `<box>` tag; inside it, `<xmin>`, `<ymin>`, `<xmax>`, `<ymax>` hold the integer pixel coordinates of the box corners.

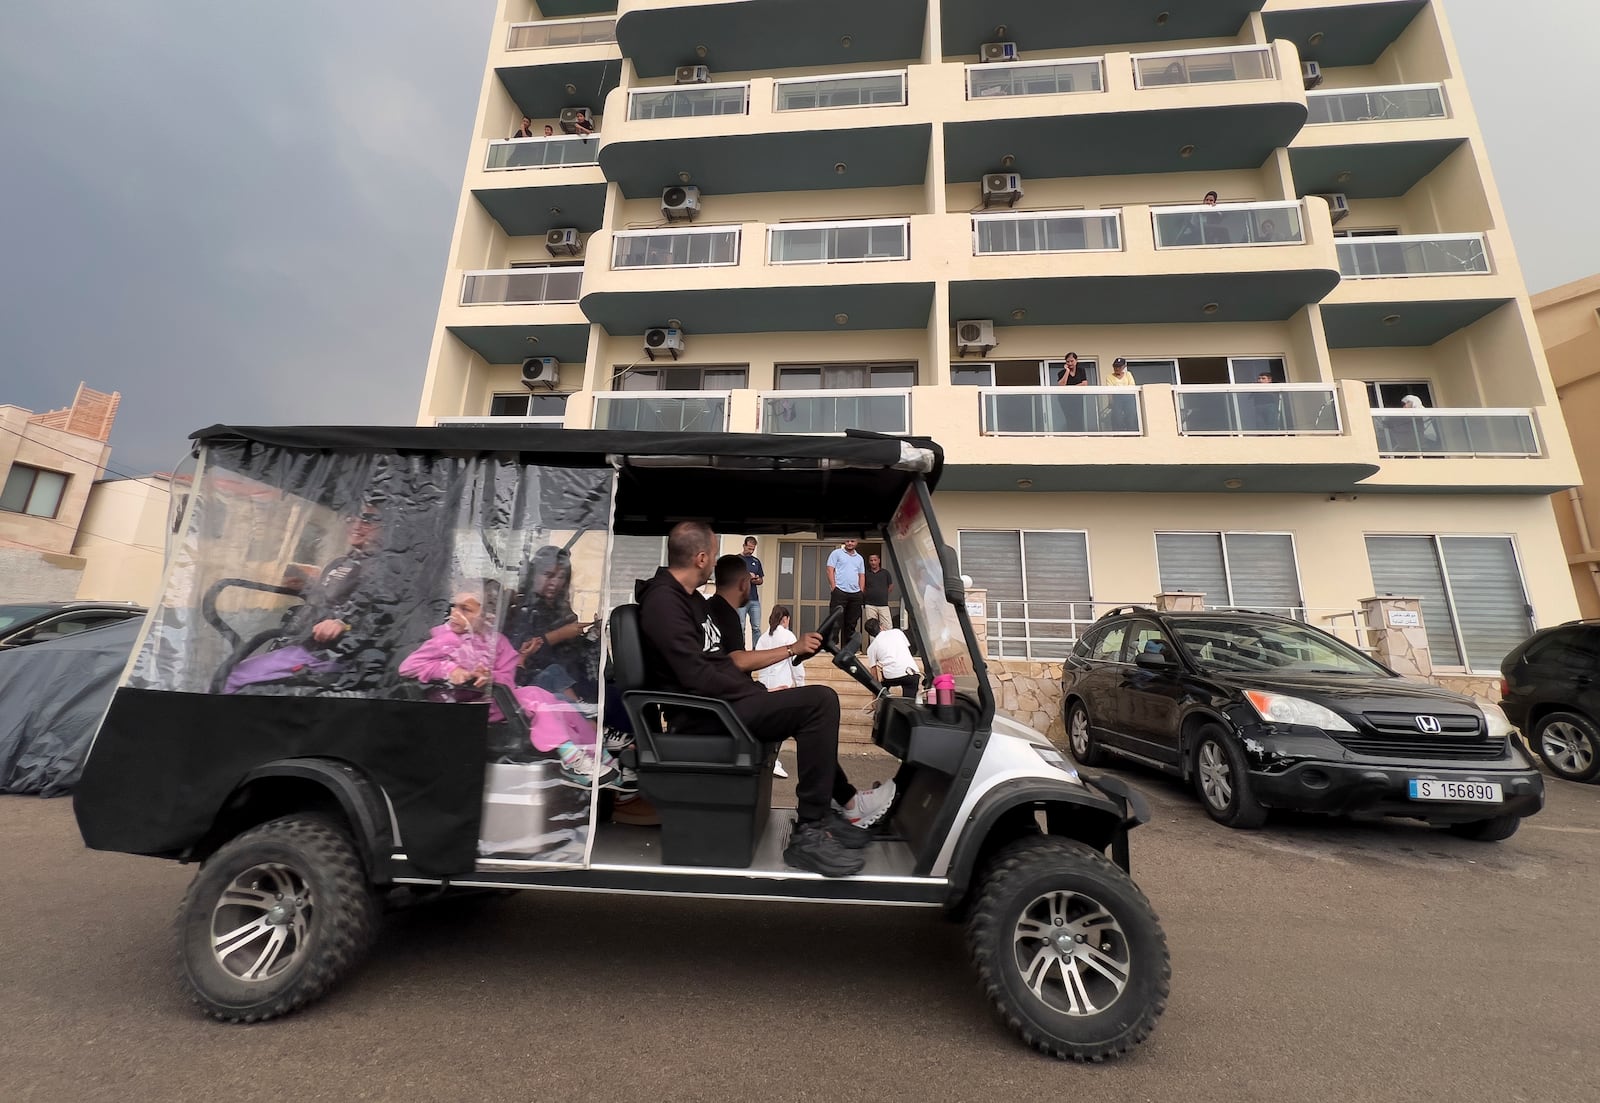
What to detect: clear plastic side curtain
<box><xmin>125</xmin><ymin>440</ymin><xmax>615</xmax><ymax>866</ymax></box>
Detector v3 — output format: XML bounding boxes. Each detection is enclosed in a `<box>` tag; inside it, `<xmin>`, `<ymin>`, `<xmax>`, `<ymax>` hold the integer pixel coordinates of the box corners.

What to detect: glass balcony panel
<box><xmin>966</xmin><ymin>60</ymin><xmax>1105</xmax><ymax>99</ymax></box>
<box><xmin>628</xmin><ymin>84</ymin><xmax>750</xmax><ymax>120</ymax></box>
<box><xmin>507</xmin><ymin>18</ymin><xmax>617</xmax><ymax>49</ymax></box>
<box><xmin>611</xmin><ymin>227</ymin><xmax>741</xmax><ymax>269</ymax></box>
<box><xmin>1174</xmin><ymin>386</ymin><xmax>1341</xmax><ymax>435</ymax></box>
<box><xmin>593</xmin><ymin>393</ymin><xmax>730</xmax><ymax>432</ymax></box>
<box><xmin>1336</xmin><ymin>234</ymin><xmax>1491</xmax><ymax>277</ymax></box>
<box><xmin>1372</xmin><ymin>411</ymin><xmax>1540</xmax><ymax>457</ymax></box>
<box><xmin>1152</xmin><ymin>202</ymin><xmax>1305</xmax><ymax>248</ymax></box>
<box><xmin>979</xmin><ymin>388</ymin><xmax>1142</xmax><ymax>435</ymax></box>
<box><xmin>460</xmin><ymin>268</ymin><xmax>582</xmax><ymax>305</ymax></box>
<box><xmin>1134</xmin><ymin>46</ymin><xmax>1275</xmax><ymax>87</ymax></box>
<box><xmin>485</xmin><ymin>137</ymin><xmax>599</xmax><ymax>170</ymax></box>
<box><xmin>1306</xmin><ymin>84</ymin><xmax>1446</xmax><ymax>124</ymax></box>
<box><xmin>762</xmin><ymin>390</ymin><xmax>910</xmax><ymax>434</ymax></box>
<box><xmin>774</xmin><ymin>72</ymin><xmax>906</xmax><ymax>111</ymax></box>
<box><xmin>768</xmin><ymin>219</ymin><xmax>910</xmax><ymax>264</ymax></box>
<box><xmin>435</xmin><ymin>415</ymin><xmax>567</xmax><ymax>427</ymax></box>
<box><xmin>973</xmin><ymin>210</ymin><xmax>1122</xmax><ymax>254</ymax></box>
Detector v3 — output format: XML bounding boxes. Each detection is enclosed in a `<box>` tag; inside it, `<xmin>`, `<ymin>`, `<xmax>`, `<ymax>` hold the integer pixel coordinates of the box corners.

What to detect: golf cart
<box><xmin>73</xmin><ymin>424</ymin><xmax>1169</xmax><ymax>1061</ymax></box>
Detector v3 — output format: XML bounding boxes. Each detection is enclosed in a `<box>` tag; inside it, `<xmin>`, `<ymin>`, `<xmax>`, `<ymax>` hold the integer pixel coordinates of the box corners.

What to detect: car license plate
<box><xmin>1407</xmin><ymin>779</ymin><xmax>1502</xmax><ymax>803</ymax></box>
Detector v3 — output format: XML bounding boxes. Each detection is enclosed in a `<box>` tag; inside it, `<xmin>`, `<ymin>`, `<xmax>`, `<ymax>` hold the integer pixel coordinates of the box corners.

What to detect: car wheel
<box><xmin>1065</xmin><ymin>700</ymin><xmax>1104</xmax><ymax>767</ymax></box>
<box><xmin>1191</xmin><ymin>724</ymin><xmax>1267</xmax><ymax>829</ymax></box>
<box><xmin>1446</xmin><ymin>814</ymin><xmax>1521</xmax><ymax>842</ymax></box>
<box><xmin>1530</xmin><ymin>712</ymin><xmax>1600</xmax><ymax>782</ymax></box>
<box><xmin>967</xmin><ymin>835</ymin><xmax>1169</xmax><ymax>1062</ymax></box>
<box><xmin>176</xmin><ymin>815</ymin><xmax>379</xmax><ymax>1022</ymax></box>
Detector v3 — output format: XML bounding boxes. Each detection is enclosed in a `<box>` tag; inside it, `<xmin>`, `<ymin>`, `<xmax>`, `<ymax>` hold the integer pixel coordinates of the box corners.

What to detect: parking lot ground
<box><xmin>3</xmin><ymin>756</ymin><xmax>1597</xmax><ymax>1103</ymax></box>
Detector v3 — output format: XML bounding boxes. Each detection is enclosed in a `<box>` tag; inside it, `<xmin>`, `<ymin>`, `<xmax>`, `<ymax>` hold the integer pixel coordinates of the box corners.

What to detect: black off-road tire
<box><xmin>1065</xmin><ymin>699</ymin><xmax>1105</xmax><ymax>767</ymax></box>
<box><xmin>967</xmin><ymin>835</ymin><xmax>1170</xmax><ymax>1061</ymax></box>
<box><xmin>176</xmin><ymin>814</ymin><xmax>379</xmax><ymax>1022</ymax></box>
<box><xmin>1191</xmin><ymin>723</ymin><xmax>1267</xmax><ymax>829</ymax></box>
<box><xmin>1446</xmin><ymin>814</ymin><xmax>1522</xmax><ymax>842</ymax></box>
<box><xmin>1529</xmin><ymin>711</ymin><xmax>1600</xmax><ymax>782</ymax></box>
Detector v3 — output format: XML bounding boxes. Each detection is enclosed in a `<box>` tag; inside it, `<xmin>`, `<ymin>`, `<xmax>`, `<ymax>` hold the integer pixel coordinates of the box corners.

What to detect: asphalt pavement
<box><xmin>2</xmin><ymin>754</ymin><xmax>1597</xmax><ymax>1103</ymax></box>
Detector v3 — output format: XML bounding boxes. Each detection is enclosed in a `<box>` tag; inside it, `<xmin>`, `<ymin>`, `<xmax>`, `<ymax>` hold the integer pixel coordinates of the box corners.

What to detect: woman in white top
<box><xmin>755</xmin><ymin>605</ymin><xmax>802</xmax><ymax>777</ymax></box>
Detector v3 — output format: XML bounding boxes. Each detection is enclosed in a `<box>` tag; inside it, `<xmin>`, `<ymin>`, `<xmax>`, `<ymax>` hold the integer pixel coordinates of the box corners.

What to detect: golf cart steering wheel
<box><xmin>804</xmin><ymin>607</ymin><xmax>884</xmax><ymax>697</ymax></box>
<box><xmin>799</xmin><ymin>606</ymin><xmax>845</xmax><ymax>665</ymax></box>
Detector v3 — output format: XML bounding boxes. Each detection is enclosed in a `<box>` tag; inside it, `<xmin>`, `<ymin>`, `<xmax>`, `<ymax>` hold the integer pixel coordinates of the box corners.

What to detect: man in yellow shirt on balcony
<box><xmin>1102</xmin><ymin>357</ymin><xmax>1137</xmax><ymax>432</ymax></box>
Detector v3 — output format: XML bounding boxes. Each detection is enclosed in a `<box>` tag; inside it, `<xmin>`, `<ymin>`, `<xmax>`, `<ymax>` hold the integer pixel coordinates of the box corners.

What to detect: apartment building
<box><xmin>1533</xmin><ymin>273</ymin><xmax>1600</xmax><ymax>619</ymax></box>
<box><xmin>417</xmin><ymin>0</ymin><xmax>1578</xmax><ymax>692</ymax></box>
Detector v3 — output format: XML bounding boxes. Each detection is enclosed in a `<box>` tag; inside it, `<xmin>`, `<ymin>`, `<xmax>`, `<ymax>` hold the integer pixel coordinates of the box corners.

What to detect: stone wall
<box><xmin>0</xmin><ymin>547</ymin><xmax>86</xmax><ymax>602</ymax></box>
<box><xmin>1431</xmin><ymin>674</ymin><xmax>1502</xmax><ymax>705</ymax></box>
<box><xmin>990</xmin><ymin>659</ymin><xmax>1067</xmax><ymax>741</ymax></box>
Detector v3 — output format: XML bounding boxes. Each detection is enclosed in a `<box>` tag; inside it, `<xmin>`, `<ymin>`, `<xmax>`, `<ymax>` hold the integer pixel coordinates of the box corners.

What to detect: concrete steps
<box><xmin>797</xmin><ymin>654</ymin><xmax>880</xmax><ymax>745</ymax></box>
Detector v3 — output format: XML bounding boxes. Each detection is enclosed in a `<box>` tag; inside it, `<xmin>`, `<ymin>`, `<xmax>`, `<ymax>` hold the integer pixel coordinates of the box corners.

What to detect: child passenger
<box><xmin>399</xmin><ymin>588</ymin><xmax>626</xmax><ymax>790</ymax></box>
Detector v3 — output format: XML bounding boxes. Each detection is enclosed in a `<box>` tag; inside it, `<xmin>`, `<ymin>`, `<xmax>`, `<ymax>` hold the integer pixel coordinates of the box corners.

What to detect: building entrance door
<box><xmin>772</xmin><ymin>539</ymin><xmax>884</xmax><ymax>637</ymax></box>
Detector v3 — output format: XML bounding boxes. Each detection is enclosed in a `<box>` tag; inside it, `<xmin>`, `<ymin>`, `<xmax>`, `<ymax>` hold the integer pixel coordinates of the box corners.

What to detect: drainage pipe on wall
<box><xmin>1566</xmin><ymin>488</ymin><xmax>1600</xmax><ymax>607</ymax></box>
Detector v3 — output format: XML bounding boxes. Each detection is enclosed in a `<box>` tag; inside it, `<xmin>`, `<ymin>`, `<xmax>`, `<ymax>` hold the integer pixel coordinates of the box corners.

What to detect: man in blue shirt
<box><xmin>825</xmin><ymin>538</ymin><xmax>866</xmax><ymax>650</ymax></box>
<box><xmin>738</xmin><ymin>536</ymin><xmax>764</xmax><ymax>647</ymax></box>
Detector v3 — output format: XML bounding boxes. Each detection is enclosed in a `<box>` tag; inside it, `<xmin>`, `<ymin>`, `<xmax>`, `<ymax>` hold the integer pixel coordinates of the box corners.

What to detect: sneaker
<box><xmin>611</xmin><ymin>793</ymin><xmax>660</xmax><ymax>826</ymax></box>
<box><xmin>844</xmin><ymin>779</ymin><xmax>897</xmax><ymax>828</ymax></box>
<box><xmin>602</xmin><ymin>727</ymin><xmax>634</xmax><ymax>754</ymax></box>
<box><xmin>772</xmin><ymin>756</ymin><xmax>789</xmax><ymax>779</ymax></box>
<box><xmin>616</xmin><ymin>762</ymin><xmax>639</xmax><ymax>791</ymax></box>
<box><xmin>558</xmin><ymin>745</ymin><xmax>625</xmax><ymax>791</ymax></box>
<box><xmin>822</xmin><ymin>810</ymin><xmax>873</xmax><ymax>849</ymax></box>
<box><xmin>783</xmin><ymin>819</ymin><xmax>865</xmax><ymax>877</ymax></box>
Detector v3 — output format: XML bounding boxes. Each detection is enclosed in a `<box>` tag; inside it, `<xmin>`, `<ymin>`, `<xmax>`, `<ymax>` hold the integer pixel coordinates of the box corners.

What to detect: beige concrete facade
<box><xmin>419</xmin><ymin>1</ymin><xmax>1579</xmax><ymax>677</ymax></box>
<box><xmin>1533</xmin><ymin>273</ymin><xmax>1600</xmax><ymax>618</ymax></box>
<box><xmin>72</xmin><ymin>476</ymin><xmax>172</xmax><ymax>605</ymax></box>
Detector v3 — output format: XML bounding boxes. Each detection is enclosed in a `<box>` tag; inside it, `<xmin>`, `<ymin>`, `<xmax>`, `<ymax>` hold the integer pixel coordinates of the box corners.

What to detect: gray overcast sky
<box><xmin>0</xmin><ymin>0</ymin><xmax>1595</xmax><ymax>473</ymax></box>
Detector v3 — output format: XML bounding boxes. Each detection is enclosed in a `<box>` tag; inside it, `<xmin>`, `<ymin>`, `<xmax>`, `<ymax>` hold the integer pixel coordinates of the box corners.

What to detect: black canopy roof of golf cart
<box><xmin>190</xmin><ymin>425</ymin><xmax>945</xmax><ymax>535</ymax></box>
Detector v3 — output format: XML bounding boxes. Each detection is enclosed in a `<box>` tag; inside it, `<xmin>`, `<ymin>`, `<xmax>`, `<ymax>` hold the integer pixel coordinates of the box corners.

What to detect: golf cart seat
<box><xmin>608</xmin><ymin>603</ymin><xmax>775</xmax><ymax>868</ymax></box>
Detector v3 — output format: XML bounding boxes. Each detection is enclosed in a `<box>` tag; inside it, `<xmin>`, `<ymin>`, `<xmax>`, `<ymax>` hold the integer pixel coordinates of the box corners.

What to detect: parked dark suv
<box><xmin>1060</xmin><ymin>607</ymin><xmax>1543</xmax><ymax>841</ymax></box>
<box><xmin>1501</xmin><ymin>621</ymin><xmax>1600</xmax><ymax>782</ymax></box>
<box><xmin>0</xmin><ymin>601</ymin><xmax>145</xmax><ymax>650</ymax></box>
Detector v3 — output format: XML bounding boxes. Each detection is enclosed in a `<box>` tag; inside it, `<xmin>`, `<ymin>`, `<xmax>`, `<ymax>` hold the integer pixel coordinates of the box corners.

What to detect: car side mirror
<box><xmin>1135</xmin><ymin>650</ymin><xmax>1173</xmax><ymax>669</ymax></box>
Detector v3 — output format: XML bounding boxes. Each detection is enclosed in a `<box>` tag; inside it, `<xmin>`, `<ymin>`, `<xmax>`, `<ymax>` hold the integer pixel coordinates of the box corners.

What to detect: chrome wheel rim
<box><xmin>211</xmin><ymin>863</ymin><xmax>313</xmax><ymax>982</ymax></box>
<box><xmin>1011</xmin><ymin>889</ymin><xmax>1131</xmax><ymax>1016</ymax></box>
<box><xmin>1197</xmin><ymin>740</ymin><xmax>1233</xmax><ymax>809</ymax></box>
<box><xmin>1541</xmin><ymin>722</ymin><xmax>1595</xmax><ymax>775</ymax></box>
<box><xmin>1069</xmin><ymin>709</ymin><xmax>1090</xmax><ymax>757</ymax></box>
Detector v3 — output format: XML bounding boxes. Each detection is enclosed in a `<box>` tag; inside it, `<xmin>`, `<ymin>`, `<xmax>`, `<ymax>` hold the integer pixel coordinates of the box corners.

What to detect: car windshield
<box><xmin>1165</xmin><ymin>616</ymin><xmax>1390</xmax><ymax>677</ymax></box>
<box><xmin>885</xmin><ymin>484</ymin><xmax>976</xmax><ymax>680</ymax></box>
<box><xmin>0</xmin><ymin>604</ymin><xmax>52</xmax><ymax>631</ymax></box>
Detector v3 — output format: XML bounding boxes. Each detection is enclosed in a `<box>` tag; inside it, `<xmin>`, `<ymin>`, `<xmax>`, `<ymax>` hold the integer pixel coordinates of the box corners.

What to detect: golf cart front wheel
<box><xmin>967</xmin><ymin>835</ymin><xmax>1169</xmax><ymax>1061</ymax></box>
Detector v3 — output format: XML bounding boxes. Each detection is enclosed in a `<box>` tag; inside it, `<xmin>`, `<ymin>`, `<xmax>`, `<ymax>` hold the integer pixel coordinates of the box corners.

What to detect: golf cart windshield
<box><xmin>886</xmin><ymin>484</ymin><xmax>976</xmax><ymax>680</ymax></box>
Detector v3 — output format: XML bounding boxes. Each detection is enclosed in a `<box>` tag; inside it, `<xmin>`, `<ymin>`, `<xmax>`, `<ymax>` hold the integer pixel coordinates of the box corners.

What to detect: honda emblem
<box><xmin>1415</xmin><ymin>715</ymin><xmax>1442</xmax><ymax>734</ymax></box>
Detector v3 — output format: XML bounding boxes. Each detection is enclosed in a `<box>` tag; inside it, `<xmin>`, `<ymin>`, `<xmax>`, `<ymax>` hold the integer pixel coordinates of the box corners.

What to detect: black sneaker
<box><xmin>783</xmin><ymin>819</ymin><xmax>866</xmax><ymax>877</ymax></box>
<box><xmin>823</xmin><ymin>810</ymin><xmax>873</xmax><ymax>849</ymax></box>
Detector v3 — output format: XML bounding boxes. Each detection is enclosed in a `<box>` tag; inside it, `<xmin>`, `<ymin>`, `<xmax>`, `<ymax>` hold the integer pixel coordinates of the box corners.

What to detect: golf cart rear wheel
<box><xmin>176</xmin><ymin>814</ymin><xmax>378</xmax><ymax>1022</ymax></box>
<box><xmin>968</xmin><ymin>836</ymin><xmax>1169</xmax><ymax>1061</ymax></box>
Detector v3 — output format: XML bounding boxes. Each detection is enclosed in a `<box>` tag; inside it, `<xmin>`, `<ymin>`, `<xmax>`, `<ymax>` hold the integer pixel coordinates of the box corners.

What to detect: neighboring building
<box><xmin>0</xmin><ymin>384</ymin><xmax>120</xmax><ymax>601</ymax></box>
<box><xmin>73</xmin><ymin>474</ymin><xmax>173</xmax><ymax>605</ymax></box>
<box><xmin>418</xmin><ymin>0</ymin><xmax>1577</xmax><ymax>701</ymax></box>
<box><xmin>1533</xmin><ymin>273</ymin><xmax>1600</xmax><ymax>619</ymax></box>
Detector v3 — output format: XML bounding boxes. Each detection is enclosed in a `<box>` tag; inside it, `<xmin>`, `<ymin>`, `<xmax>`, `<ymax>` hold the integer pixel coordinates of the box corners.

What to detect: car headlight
<box><xmin>1480</xmin><ymin>701</ymin><xmax>1515</xmax><ymax>741</ymax></box>
<box><xmin>1033</xmin><ymin>744</ymin><xmax>1079</xmax><ymax>780</ymax></box>
<box><xmin>1242</xmin><ymin>690</ymin><xmax>1355</xmax><ymax>732</ymax></box>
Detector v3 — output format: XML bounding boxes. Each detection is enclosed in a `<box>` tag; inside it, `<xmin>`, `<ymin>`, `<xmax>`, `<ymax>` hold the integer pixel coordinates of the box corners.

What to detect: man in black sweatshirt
<box><xmin>635</xmin><ymin>522</ymin><xmax>897</xmax><ymax>876</ymax></box>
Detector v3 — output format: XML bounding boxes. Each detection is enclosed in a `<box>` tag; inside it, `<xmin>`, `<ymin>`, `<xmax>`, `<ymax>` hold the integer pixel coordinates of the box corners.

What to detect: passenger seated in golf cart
<box><xmin>74</xmin><ymin>424</ymin><xmax>1168</xmax><ymax>1061</ymax></box>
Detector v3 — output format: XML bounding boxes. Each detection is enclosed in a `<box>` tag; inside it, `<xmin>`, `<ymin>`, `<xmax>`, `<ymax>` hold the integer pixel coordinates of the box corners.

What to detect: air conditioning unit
<box><xmin>643</xmin><ymin>327</ymin><xmax>685</xmax><ymax>361</ymax></box>
<box><xmin>545</xmin><ymin>227</ymin><xmax>581</xmax><ymax>257</ymax></box>
<box><xmin>981</xmin><ymin>172</ymin><xmax>1023</xmax><ymax>208</ymax></box>
<box><xmin>661</xmin><ymin>185</ymin><xmax>701</xmax><ymax>221</ymax></box>
<box><xmin>956</xmin><ymin>319</ymin><xmax>996</xmax><ymax>357</ymax></box>
<box><xmin>980</xmin><ymin>41</ymin><xmax>1019</xmax><ymax>63</ymax></box>
<box><xmin>675</xmin><ymin>64</ymin><xmax>711</xmax><ymax>85</ymax></box>
<box><xmin>1316</xmin><ymin>192</ymin><xmax>1351</xmax><ymax>224</ymax></box>
<box><xmin>558</xmin><ymin>106</ymin><xmax>593</xmax><ymax>134</ymax></box>
<box><xmin>521</xmin><ymin>357</ymin><xmax>561</xmax><ymax>389</ymax></box>
<box><xmin>1301</xmin><ymin>61</ymin><xmax>1324</xmax><ymax>89</ymax></box>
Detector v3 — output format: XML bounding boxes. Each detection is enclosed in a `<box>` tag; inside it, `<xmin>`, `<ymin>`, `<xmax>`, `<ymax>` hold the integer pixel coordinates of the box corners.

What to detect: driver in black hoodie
<box><xmin>635</xmin><ymin>521</ymin><xmax>896</xmax><ymax>877</ymax></box>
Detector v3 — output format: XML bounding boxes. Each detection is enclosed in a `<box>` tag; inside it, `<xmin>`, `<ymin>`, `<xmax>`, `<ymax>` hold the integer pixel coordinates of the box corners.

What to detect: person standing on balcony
<box><xmin>738</xmin><ymin>536</ymin><xmax>765</xmax><ymax>647</ymax></box>
<box><xmin>512</xmin><ymin>116</ymin><xmax>537</xmax><ymax>139</ymax></box>
<box><xmin>1201</xmin><ymin>190</ymin><xmax>1231</xmax><ymax>244</ymax></box>
<box><xmin>542</xmin><ymin>124</ymin><xmax>554</xmax><ymax>137</ymax></box>
<box><xmin>1103</xmin><ymin>357</ymin><xmax>1138</xmax><ymax>432</ymax></box>
<box><xmin>572</xmin><ymin>108</ymin><xmax>594</xmax><ymax>143</ymax></box>
<box><xmin>826</xmin><ymin>538</ymin><xmax>867</xmax><ymax>650</ymax></box>
<box><xmin>1253</xmin><ymin>370</ymin><xmax>1285</xmax><ymax>431</ymax></box>
<box><xmin>1054</xmin><ymin>351</ymin><xmax>1090</xmax><ymax>432</ymax></box>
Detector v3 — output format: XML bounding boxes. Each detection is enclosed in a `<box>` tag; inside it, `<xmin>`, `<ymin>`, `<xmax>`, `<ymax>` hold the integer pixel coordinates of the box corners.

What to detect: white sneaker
<box><xmin>845</xmin><ymin>780</ymin><xmax>896</xmax><ymax>828</ymax></box>
<box><xmin>772</xmin><ymin>757</ymin><xmax>789</xmax><ymax>779</ymax></box>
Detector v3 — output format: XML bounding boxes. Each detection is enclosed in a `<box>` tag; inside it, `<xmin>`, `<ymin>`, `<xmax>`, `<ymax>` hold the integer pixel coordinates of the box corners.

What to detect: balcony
<box><xmin>1307</xmin><ymin>84</ymin><xmax>1448</xmax><ymax>125</ymax></box>
<box><xmin>759</xmin><ymin>389</ymin><xmax>911</xmax><ymax>435</ymax></box>
<box><xmin>965</xmin><ymin>59</ymin><xmax>1104</xmax><ymax>99</ymax></box>
<box><xmin>611</xmin><ymin>225</ymin><xmax>741</xmax><ymax>269</ymax></box>
<box><xmin>1152</xmin><ymin>200</ymin><xmax>1306</xmax><ymax>249</ymax></box>
<box><xmin>616</xmin><ymin>0</ymin><xmax>925</xmax><ymax>78</ymax></box>
<box><xmin>1337</xmin><ymin>234</ymin><xmax>1490</xmax><ymax>278</ymax></box>
<box><xmin>592</xmin><ymin>392</ymin><xmax>731</xmax><ymax>433</ymax></box>
<box><xmin>972</xmin><ymin>209</ymin><xmax>1122</xmax><ymax>255</ymax></box>
<box><xmin>768</xmin><ymin>218</ymin><xmax>910</xmax><ymax>265</ymax></box>
<box><xmin>943</xmin><ymin>40</ymin><xmax>1308</xmax><ymax>182</ymax></box>
<box><xmin>435</xmin><ymin>415</ymin><xmax>567</xmax><ymax>428</ymax></box>
<box><xmin>627</xmin><ymin>81</ymin><xmax>750</xmax><ymax>120</ymax></box>
<box><xmin>978</xmin><ymin>388</ymin><xmax>1141</xmax><ymax>436</ymax></box>
<box><xmin>460</xmin><ymin>267</ymin><xmax>582</xmax><ymax>306</ymax></box>
<box><xmin>484</xmin><ymin>136</ymin><xmax>600</xmax><ymax>171</ymax></box>
<box><xmin>1264</xmin><ymin>2</ymin><xmax>1428</xmax><ymax>69</ymax></box>
<box><xmin>774</xmin><ymin>70</ymin><xmax>907</xmax><ymax>111</ymax></box>
<box><xmin>507</xmin><ymin>16</ymin><xmax>616</xmax><ymax>50</ymax></box>
<box><xmin>1173</xmin><ymin>385</ymin><xmax>1342</xmax><ymax>436</ymax></box>
<box><xmin>1372</xmin><ymin>409</ymin><xmax>1541</xmax><ymax>458</ymax></box>
<box><xmin>941</xmin><ymin>1</ymin><xmax>1266</xmax><ymax>56</ymax></box>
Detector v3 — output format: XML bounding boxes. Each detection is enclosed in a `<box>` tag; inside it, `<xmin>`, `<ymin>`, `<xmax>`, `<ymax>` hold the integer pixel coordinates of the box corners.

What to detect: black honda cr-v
<box><xmin>1060</xmin><ymin>608</ymin><xmax>1543</xmax><ymax>841</ymax></box>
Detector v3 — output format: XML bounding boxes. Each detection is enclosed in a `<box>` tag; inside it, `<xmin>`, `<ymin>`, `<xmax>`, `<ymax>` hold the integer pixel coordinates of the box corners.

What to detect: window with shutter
<box><xmin>959</xmin><ymin>530</ymin><xmax>1091</xmax><ymax>658</ymax></box>
<box><xmin>1363</xmin><ymin>534</ymin><xmax>1529</xmax><ymax>671</ymax></box>
<box><xmin>607</xmin><ymin>535</ymin><xmax>666</xmax><ymax>603</ymax></box>
<box><xmin>1363</xmin><ymin>535</ymin><xmax>1460</xmax><ymax>666</ymax></box>
<box><xmin>1155</xmin><ymin>533</ymin><xmax>1227</xmax><ymax>604</ymax></box>
<box><xmin>1156</xmin><ymin>531</ymin><xmax>1302</xmax><ymax>614</ymax></box>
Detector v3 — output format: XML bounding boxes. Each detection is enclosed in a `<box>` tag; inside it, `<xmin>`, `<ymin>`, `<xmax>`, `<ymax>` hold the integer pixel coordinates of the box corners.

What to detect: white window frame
<box><xmin>964</xmin><ymin>57</ymin><xmax>1107</xmax><ymax>100</ymax></box>
<box><xmin>1151</xmin><ymin>200</ymin><xmax>1307</xmax><ymax>250</ymax></box>
<box><xmin>506</xmin><ymin>15</ymin><xmax>617</xmax><ymax>50</ymax></box>
<box><xmin>766</xmin><ymin>217</ymin><xmax>911</xmax><ymax>265</ymax></box>
<box><xmin>1364</xmin><ymin>380</ymin><xmax>1437</xmax><ymax>408</ymax></box>
<box><xmin>771</xmin><ymin>69</ymin><xmax>908</xmax><ymax>111</ymax></box>
<box><xmin>484</xmin><ymin>135</ymin><xmax>599</xmax><ymax>171</ymax></box>
<box><xmin>1171</xmin><ymin>382</ymin><xmax>1343</xmax><ymax>436</ymax></box>
<box><xmin>1131</xmin><ymin>44</ymin><xmax>1277</xmax><ymax>88</ymax></box>
<box><xmin>757</xmin><ymin>388</ymin><xmax>912</xmax><ymax>435</ymax></box>
<box><xmin>610</xmin><ymin>223</ymin><xmax>743</xmax><ymax>270</ymax></box>
<box><xmin>971</xmin><ymin>208</ymin><xmax>1124</xmax><ymax>256</ymax></box>
<box><xmin>627</xmin><ymin>80</ymin><xmax>752</xmax><ymax>120</ymax></box>
<box><xmin>1153</xmin><ymin>530</ymin><xmax>1307</xmax><ymax>619</ymax></box>
<box><xmin>958</xmin><ymin>528</ymin><xmax>1096</xmax><ymax>660</ymax></box>
<box><xmin>1305</xmin><ymin>82</ymin><xmax>1449</xmax><ymax>123</ymax></box>
<box><xmin>1333</xmin><ymin>233</ymin><xmax>1492</xmax><ymax>278</ymax></box>
<box><xmin>459</xmin><ymin>267</ymin><xmax>582</xmax><ymax>305</ymax></box>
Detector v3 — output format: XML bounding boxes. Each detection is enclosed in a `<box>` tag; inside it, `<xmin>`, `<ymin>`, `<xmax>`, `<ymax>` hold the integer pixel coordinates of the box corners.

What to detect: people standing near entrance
<box><xmin>738</xmin><ymin>536</ymin><xmax>764</xmax><ymax>648</ymax></box>
<box><xmin>826</xmin><ymin>538</ymin><xmax>867</xmax><ymax>650</ymax></box>
<box><xmin>862</xmin><ymin>553</ymin><xmax>895</xmax><ymax>636</ymax></box>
